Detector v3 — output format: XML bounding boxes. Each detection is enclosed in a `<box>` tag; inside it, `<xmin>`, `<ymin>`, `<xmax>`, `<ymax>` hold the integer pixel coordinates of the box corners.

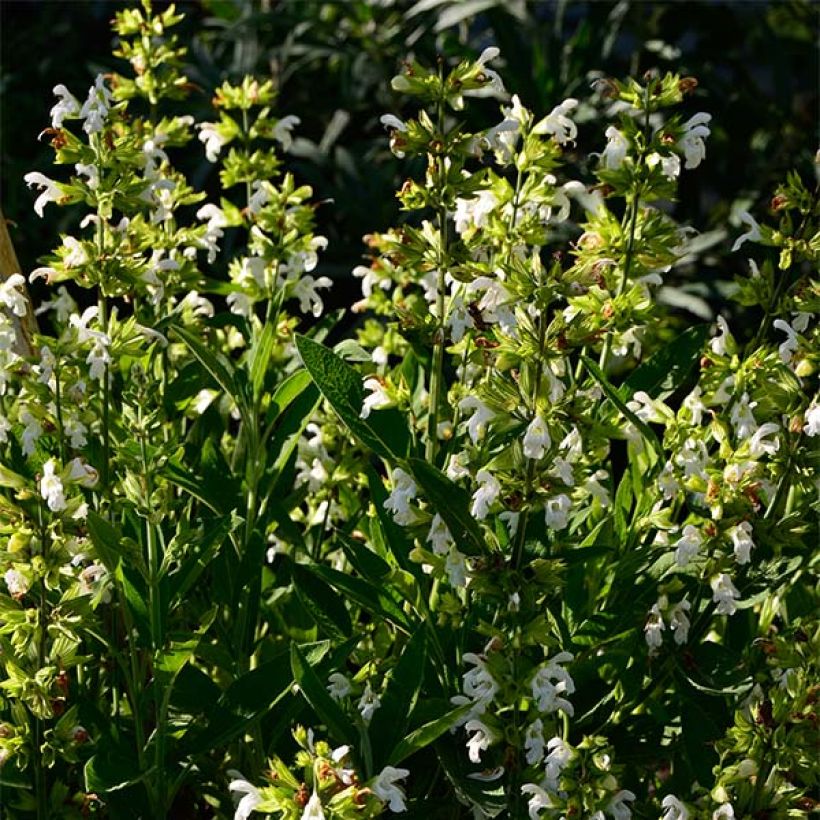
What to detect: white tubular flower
<box><xmin>75</xmin><ymin>162</ymin><xmax>99</xmax><ymax>190</ymax></box>
<box><xmin>711</xmin><ymin>573</ymin><xmax>740</xmax><ymax>615</ymax></box>
<box><xmin>523</xmin><ymin>415</ymin><xmax>550</xmax><ymax>460</ymax></box>
<box><xmin>327</xmin><ymin>672</ymin><xmax>352</xmax><ymax>700</ymax></box>
<box><xmin>544</xmin><ymin>494</ymin><xmax>571</xmax><ymax>531</ymax></box>
<box><xmin>731</xmin><ymin>210</ymin><xmax>761</xmax><ymax>253</ymax></box>
<box><xmin>678</xmin><ymin>112</ymin><xmax>711</xmax><ymax>169</ymax></box>
<box><xmin>50</xmin><ymin>84</ymin><xmax>80</xmax><ymax>128</ymax></box>
<box><xmin>530</xmin><ymin>652</ymin><xmax>575</xmax><ymax>716</ymax></box>
<box><xmin>24</xmin><ymin>172</ymin><xmax>64</xmax><ymax>217</ymax></box>
<box><xmin>301</xmin><ymin>791</ymin><xmax>325</xmax><ymax>820</ymax></box>
<box><xmin>226</xmin><ymin>291</ymin><xmax>254</xmax><ymax>318</ymax></box>
<box><xmin>465</xmin><ymin>718</ymin><xmax>496</xmax><ymax>763</ymax></box>
<box><xmin>647</xmin><ymin>151</ymin><xmax>681</xmax><ymax>179</ymax></box>
<box><xmin>228</xmin><ymin>772</ymin><xmax>262</xmax><ymax>820</ymax></box>
<box><xmin>804</xmin><ymin>404</ymin><xmax>820</xmax><ymax>436</ymax></box>
<box><xmin>463</xmin><ymin>46</ymin><xmax>505</xmax><ymax>101</ymax></box>
<box><xmin>674</xmin><ymin>437</ymin><xmax>708</xmax><ymax>478</ymax></box>
<box><xmin>662</xmin><ymin>795</ymin><xmax>690</xmax><ymax>820</ymax></box>
<box><xmin>682</xmin><ymin>386</ymin><xmax>706</xmax><ymax>426</ymax></box>
<box><xmin>772</xmin><ymin>319</ymin><xmax>799</xmax><ymax>363</ymax></box>
<box><xmin>730</xmin><ymin>392</ymin><xmax>758</xmax><ymax>440</ymax></box>
<box><xmin>358</xmin><ymin>681</ymin><xmax>381</xmax><ymax>722</ymax></box>
<box><xmin>709</xmin><ymin>315</ymin><xmax>732</xmax><ymax>355</ymax></box>
<box><xmin>462</xmin><ymin>652</ymin><xmax>498</xmax><ymax>709</ymax></box>
<box><xmin>427</xmin><ymin>513</ymin><xmax>453</xmax><ymax>555</ymax></box>
<box><xmin>444</xmin><ymin>546</ymin><xmax>469</xmax><ymax>588</ymax></box>
<box><xmin>712</xmin><ymin>803</ymin><xmax>735</xmax><ymax>820</ymax></box>
<box><xmin>0</xmin><ymin>274</ymin><xmax>28</xmax><ymax>317</ymax></box>
<box><xmin>521</xmin><ymin>783</ymin><xmax>553</xmax><ymax>818</ymax></box>
<box><xmin>87</xmin><ymin>338</ymin><xmax>111</xmax><ymax>383</ymax></box>
<box><xmin>380</xmin><ymin>113</ymin><xmax>407</xmax><ymax>133</ymax></box>
<box><xmin>20</xmin><ymin>409</ymin><xmax>43</xmax><ymax>457</ymax></box>
<box><xmin>371</xmin><ymin>765</ymin><xmax>410</xmax><ymax>813</ymax></box>
<box><xmin>40</xmin><ymin>459</ymin><xmax>67</xmax><ymax>512</ymax></box>
<box><xmin>62</xmin><ymin>236</ymin><xmax>88</xmax><ymax>268</ymax></box>
<box><xmin>471</xmin><ymin>469</ymin><xmax>500</xmax><ymax>520</ymax></box>
<box><xmin>248</xmin><ymin>181</ymin><xmax>271</xmax><ymax>214</ymax></box>
<box><xmin>584</xmin><ymin>470</ymin><xmax>611</xmax><ymax>508</ymax></box>
<box><xmin>523</xmin><ymin>718</ymin><xmax>545</xmax><ymax>765</ymax></box>
<box><xmin>544</xmin><ymin>737</ymin><xmax>574</xmax><ymax>792</ymax></box>
<box><xmin>67</xmin><ymin>457</ymin><xmax>98</xmax><ymax>487</ymax></box>
<box><xmin>80</xmin><ymin>75</ymin><xmax>113</xmax><ymax>134</ymax></box>
<box><xmin>668</xmin><ymin>598</ymin><xmax>691</xmax><ymax>644</ymax></box>
<box><xmin>361</xmin><ymin>377</ymin><xmax>391</xmax><ymax>419</ymax></box>
<box><xmin>272</xmin><ymin>114</ymin><xmax>300</xmax><ymax>151</ymax></box>
<box><xmin>599</xmin><ymin>126</ymin><xmax>629</xmax><ymax>169</ymax></box>
<box><xmin>198</xmin><ymin>122</ymin><xmax>228</xmax><ymax>162</ymax></box>
<box><xmin>609</xmin><ymin>789</ymin><xmax>636</xmax><ymax>820</ymax></box>
<box><xmin>533</xmin><ymin>98</ymin><xmax>579</xmax><ymax>145</ymax></box>
<box><xmin>4</xmin><ymin>569</ymin><xmax>29</xmax><ymax>597</ymax></box>
<box><xmin>729</xmin><ymin>521</ymin><xmax>755</xmax><ymax>564</ymax></box>
<box><xmin>459</xmin><ymin>396</ymin><xmax>495</xmax><ymax>444</ymax></box>
<box><xmin>453</xmin><ymin>189</ymin><xmax>498</xmax><ymax>236</ymax></box>
<box><xmin>674</xmin><ymin>524</ymin><xmax>703</xmax><ymax>567</ymax></box>
<box><xmin>644</xmin><ymin>603</ymin><xmax>665</xmax><ymax>651</ymax></box>
<box><xmin>292</xmin><ymin>275</ymin><xmax>332</xmax><ymax>317</ymax></box>
<box><xmin>383</xmin><ymin>467</ymin><xmax>418</xmax><ymax>525</ymax></box>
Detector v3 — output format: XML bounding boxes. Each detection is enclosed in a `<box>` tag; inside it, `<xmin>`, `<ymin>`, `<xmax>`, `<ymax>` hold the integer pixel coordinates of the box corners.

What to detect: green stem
<box><xmin>54</xmin><ymin>362</ymin><xmax>66</xmax><ymax>464</ymax></box>
<box><xmin>34</xmin><ymin>503</ymin><xmax>49</xmax><ymax>820</ymax></box>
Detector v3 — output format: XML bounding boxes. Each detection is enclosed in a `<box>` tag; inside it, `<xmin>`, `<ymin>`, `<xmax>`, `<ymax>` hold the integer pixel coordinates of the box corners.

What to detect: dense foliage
<box><xmin>0</xmin><ymin>2</ymin><xmax>817</xmax><ymax>819</ymax></box>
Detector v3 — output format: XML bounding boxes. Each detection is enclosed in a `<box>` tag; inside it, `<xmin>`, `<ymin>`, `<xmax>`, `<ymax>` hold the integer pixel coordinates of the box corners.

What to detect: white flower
<box><xmin>87</xmin><ymin>339</ymin><xmax>111</xmax><ymax>382</ymax></box>
<box><xmin>273</xmin><ymin>115</ymin><xmax>300</xmax><ymax>151</ymax></box>
<box><xmin>0</xmin><ymin>274</ymin><xmax>28</xmax><ymax>317</ymax></box>
<box><xmin>471</xmin><ymin>469</ymin><xmax>500</xmax><ymax>520</ymax></box>
<box><xmin>712</xmin><ymin>803</ymin><xmax>735</xmax><ymax>820</ymax></box>
<box><xmin>20</xmin><ymin>409</ymin><xmax>43</xmax><ymax>457</ymax></box>
<box><xmin>710</xmin><ymin>315</ymin><xmax>732</xmax><ymax>356</ymax></box>
<box><xmin>358</xmin><ymin>681</ymin><xmax>381</xmax><ymax>721</ymax></box>
<box><xmin>465</xmin><ymin>718</ymin><xmax>496</xmax><ymax>763</ymax></box>
<box><xmin>327</xmin><ymin>672</ymin><xmax>351</xmax><ymax>701</ymax></box>
<box><xmin>711</xmin><ymin>573</ymin><xmax>740</xmax><ymax>615</ymax></box>
<box><xmin>682</xmin><ymin>386</ymin><xmax>706</xmax><ymax>426</ymax></box>
<box><xmin>544</xmin><ymin>737</ymin><xmax>573</xmax><ymax>792</ymax></box>
<box><xmin>609</xmin><ymin>789</ymin><xmax>636</xmax><ymax>820</ymax></box>
<box><xmin>661</xmin><ymin>794</ymin><xmax>690</xmax><ymax>820</ymax></box>
<box><xmin>523</xmin><ymin>415</ymin><xmax>550</xmax><ymax>460</ymax></box>
<box><xmin>198</xmin><ymin>122</ymin><xmax>228</xmax><ymax>162</ymax></box>
<box><xmin>674</xmin><ymin>524</ymin><xmax>702</xmax><ymax>567</ymax></box>
<box><xmin>444</xmin><ymin>546</ymin><xmax>469</xmax><ymax>588</ymax></box>
<box><xmin>67</xmin><ymin>457</ymin><xmax>98</xmax><ymax>487</ymax></box>
<box><xmin>371</xmin><ymin>765</ymin><xmax>410</xmax><ymax>813</ymax></box>
<box><xmin>521</xmin><ymin>783</ymin><xmax>553</xmax><ymax>818</ymax></box>
<box><xmin>62</xmin><ymin>236</ymin><xmax>88</xmax><ymax>268</ymax></box>
<box><xmin>292</xmin><ymin>275</ymin><xmax>332</xmax><ymax>317</ymax></box>
<box><xmin>227</xmin><ymin>291</ymin><xmax>254</xmax><ymax>318</ymax></box>
<box><xmin>668</xmin><ymin>598</ymin><xmax>691</xmax><ymax>644</ymax></box>
<box><xmin>40</xmin><ymin>459</ymin><xmax>67</xmax><ymax>512</ymax></box>
<box><xmin>533</xmin><ymin>98</ymin><xmax>578</xmax><ymax>145</ymax></box>
<box><xmin>4</xmin><ymin>569</ymin><xmax>29</xmax><ymax>597</ymax></box>
<box><xmin>530</xmin><ymin>651</ymin><xmax>575</xmax><ymax>716</ymax></box>
<box><xmin>301</xmin><ymin>791</ymin><xmax>325</xmax><ymax>820</ymax></box>
<box><xmin>729</xmin><ymin>521</ymin><xmax>754</xmax><ymax>564</ymax></box>
<box><xmin>644</xmin><ymin>603</ymin><xmax>665</xmax><ymax>651</ymax></box>
<box><xmin>674</xmin><ymin>437</ymin><xmax>709</xmax><ymax>479</ymax></box>
<box><xmin>544</xmin><ymin>494</ymin><xmax>571</xmax><ymax>531</ymax></box>
<box><xmin>228</xmin><ymin>772</ymin><xmax>262</xmax><ymax>820</ymax></box>
<box><xmin>75</xmin><ymin>162</ymin><xmax>99</xmax><ymax>190</ymax></box>
<box><xmin>361</xmin><ymin>377</ymin><xmax>391</xmax><ymax>419</ymax></box>
<box><xmin>678</xmin><ymin>112</ymin><xmax>711</xmax><ymax>169</ymax></box>
<box><xmin>380</xmin><ymin>114</ymin><xmax>407</xmax><ymax>132</ymax></box>
<box><xmin>0</xmin><ymin>416</ymin><xmax>10</xmax><ymax>444</ymax></box>
<box><xmin>523</xmin><ymin>718</ymin><xmax>545</xmax><ymax>765</ymax></box>
<box><xmin>462</xmin><ymin>652</ymin><xmax>498</xmax><ymax>709</ymax></box>
<box><xmin>772</xmin><ymin>318</ymin><xmax>799</xmax><ymax>363</ymax></box>
<box><xmin>584</xmin><ymin>470</ymin><xmax>611</xmax><ymax>508</ymax></box>
<box><xmin>730</xmin><ymin>392</ymin><xmax>758</xmax><ymax>439</ymax></box>
<box><xmin>459</xmin><ymin>396</ymin><xmax>495</xmax><ymax>444</ymax></box>
<box><xmin>24</xmin><ymin>172</ymin><xmax>64</xmax><ymax>217</ymax></box>
<box><xmin>80</xmin><ymin>75</ymin><xmax>113</xmax><ymax>134</ymax></box>
<box><xmin>647</xmin><ymin>151</ymin><xmax>681</xmax><ymax>179</ymax></box>
<box><xmin>384</xmin><ymin>467</ymin><xmax>417</xmax><ymax>526</ymax></box>
<box><xmin>50</xmin><ymin>84</ymin><xmax>80</xmax><ymax>128</ymax></box>
<box><xmin>427</xmin><ymin>513</ymin><xmax>453</xmax><ymax>554</ymax></box>
<box><xmin>804</xmin><ymin>404</ymin><xmax>820</xmax><ymax>436</ymax></box>
<box><xmin>453</xmin><ymin>190</ymin><xmax>498</xmax><ymax>236</ymax></box>
<box><xmin>731</xmin><ymin>210</ymin><xmax>761</xmax><ymax>253</ymax></box>
<box><xmin>600</xmin><ymin>126</ymin><xmax>629</xmax><ymax>169</ymax></box>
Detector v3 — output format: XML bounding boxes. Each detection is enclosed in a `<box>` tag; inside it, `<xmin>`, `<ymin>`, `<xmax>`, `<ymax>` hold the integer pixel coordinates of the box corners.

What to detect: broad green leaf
<box><xmin>624</xmin><ymin>325</ymin><xmax>708</xmax><ymax>399</ymax></box>
<box><xmin>249</xmin><ymin>319</ymin><xmax>277</xmax><ymax>400</ymax></box>
<box><xmin>86</xmin><ymin>511</ymin><xmax>122</xmax><ymax>574</ymax></box>
<box><xmin>290</xmin><ymin>642</ymin><xmax>357</xmax><ymax>748</ymax></box>
<box><xmin>162</xmin><ymin>458</ymin><xmax>227</xmax><ymax>514</ymax></box>
<box><xmin>582</xmin><ymin>355</ymin><xmax>662</xmax><ymax>458</ymax></box>
<box><xmin>267</xmin><ymin>381</ymin><xmax>321</xmax><ymax>486</ymax></box>
<box><xmin>337</xmin><ymin>531</ymin><xmax>392</xmax><ymax>581</ymax></box>
<box><xmin>167</xmin><ymin>516</ymin><xmax>234</xmax><ymax>603</ymax></box>
<box><xmin>407</xmin><ymin>457</ymin><xmax>485</xmax><ymax>555</ymax></box>
<box><xmin>291</xmin><ymin>561</ymin><xmax>352</xmax><ymax>639</ymax></box>
<box><xmin>370</xmin><ymin>629</ymin><xmax>427</xmax><ymax>768</ymax></box>
<box><xmin>295</xmin><ymin>333</ymin><xmax>410</xmax><ymax>461</ymax></box>
<box><xmin>265</xmin><ymin>369</ymin><xmax>314</xmax><ymax>430</ymax></box>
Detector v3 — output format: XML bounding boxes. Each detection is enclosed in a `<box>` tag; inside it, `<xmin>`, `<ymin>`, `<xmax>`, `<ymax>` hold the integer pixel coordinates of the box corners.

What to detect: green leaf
<box><xmin>388</xmin><ymin>702</ymin><xmax>473</xmax><ymax>766</ymax></box>
<box><xmin>171</xmin><ymin>324</ymin><xmax>248</xmax><ymax>420</ymax></box>
<box><xmin>86</xmin><ymin>511</ymin><xmax>122</xmax><ymax>574</ymax></box>
<box><xmin>290</xmin><ymin>642</ymin><xmax>357</xmax><ymax>747</ymax></box>
<box><xmin>291</xmin><ymin>561</ymin><xmax>352</xmax><ymax>640</ymax></box>
<box><xmin>267</xmin><ymin>380</ymin><xmax>321</xmax><ymax>486</ymax></box>
<box><xmin>337</xmin><ymin>532</ymin><xmax>392</xmax><ymax>581</ymax></box>
<box><xmin>167</xmin><ymin>516</ymin><xmax>234</xmax><ymax>603</ymax></box>
<box><xmin>370</xmin><ymin>630</ymin><xmax>427</xmax><ymax>768</ymax></box>
<box><xmin>295</xmin><ymin>334</ymin><xmax>411</xmax><ymax>461</ymax></box>
<box><xmin>407</xmin><ymin>458</ymin><xmax>485</xmax><ymax>555</ymax></box>
<box><xmin>624</xmin><ymin>325</ymin><xmax>708</xmax><ymax>399</ymax></box>
<box><xmin>248</xmin><ymin>319</ymin><xmax>277</xmax><ymax>401</ymax></box>
<box><xmin>582</xmin><ymin>355</ymin><xmax>662</xmax><ymax>458</ymax></box>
